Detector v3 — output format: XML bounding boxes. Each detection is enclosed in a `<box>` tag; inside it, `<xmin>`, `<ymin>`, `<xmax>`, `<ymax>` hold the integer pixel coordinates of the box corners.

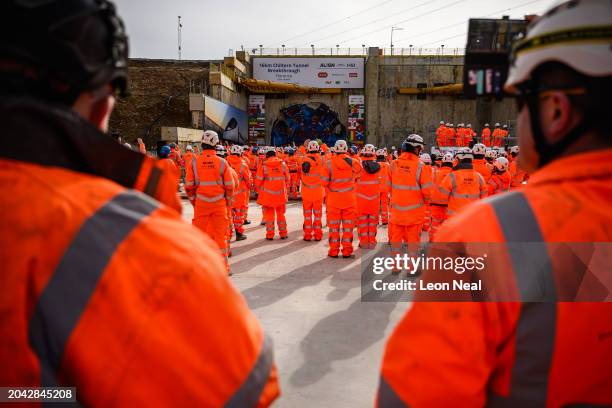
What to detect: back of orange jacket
<box><xmin>438</xmin><ymin>166</ymin><xmax>487</xmax><ymax>215</ymax></box>
<box><xmin>473</xmin><ymin>158</ymin><xmax>492</xmax><ymax>182</ymax></box>
<box><xmin>256</xmin><ymin>157</ymin><xmax>289</xmax><ymax>207</ymax></box>
<box><xmin>389</xmin><ymin>152</ymin><xmax>433</xmax><ymax>225</ymax></box>
<box><xmin>185</xmin><ymin>151</ymin><xmax>235</xmax><ymax>212</ymax></box>
<box><xmin>321</xmin><ymin>154</ymin><xmax>361</xmax><ymax>209</ymax></box>
<box><xmin>488</xmin><ymin>170</ymin><xmax>511</xmax><ymax>195</ymax></box>
<box><xmin>301</xmin><ymin>153</ymin><xmax>324</xmax><ymax>202</ymax></box>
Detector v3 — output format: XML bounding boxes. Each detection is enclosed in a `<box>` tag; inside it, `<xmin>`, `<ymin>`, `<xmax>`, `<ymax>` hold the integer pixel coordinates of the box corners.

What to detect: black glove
<box><xmin>302</xmin><ymin>161</ymin><xmax>311</xmax><ymax>174</ymax></box>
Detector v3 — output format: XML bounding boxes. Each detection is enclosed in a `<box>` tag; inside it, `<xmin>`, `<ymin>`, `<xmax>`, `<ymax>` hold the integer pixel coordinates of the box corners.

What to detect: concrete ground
<box><xmin>182</xmin><ymin>199</ymin><xmax>411</xmax><ymax>408</ymax></box>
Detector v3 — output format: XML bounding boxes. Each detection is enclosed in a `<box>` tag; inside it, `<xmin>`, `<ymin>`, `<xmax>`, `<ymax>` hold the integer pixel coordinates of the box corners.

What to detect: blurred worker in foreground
<box><xmin>185</xmin><ymin>131</ymin><xmax>235</xmax><ymax>274</ymax></box>
<box><xmin>227</xmin><ymin>145</ymin><xmax>251</xmax><ymax>241</ymax></box>
<box><xmin>256</xmin><ymin>147</ymin><xmax>290</xmax><ymax>240</ymax></box>
<box><xmin>388</xmin><ymin>135</ymin><xmax>432</xmax><ymax>273</ymax></box>
<box><xmin>436</xmin><ymin>148</ymin><xmax>488</xmax><ymax>218</ymax></box>
<box><xmin>472</xmin><ymin>143</ymin><xmax>492</xmax><ymax>182</ymax></box>
<box><xmin>429</xmin><ymin>152</ymin><xmax>454</xmax><ymax>241</ymax></box>
<box><xmin>376</xmin><ymin>149</ymin><xmax>391</xmax><ymax>225</ymax></box>
<box><xmin>0</xmin><ymin>0</ymin><xmax>279</xmax><ymax>405</ymax></box>
<box><xmin>300</xmin><ymin>141</ymin><xmax>325</xmax><ymax>241</ymax></box>
<box><xmin>378</xmin><ymin>0</ymin><xmax>612</xmax><ymax>405</ymax></box>
<box><xmin>487</xmin><ymin>157</ymin><xmax>511</xmax><ymax>196</ymax></box>
<box><xmin>321</xmin><ymin>140</ymin><xmax>361</xmax><ymax>258</ymax></box>
<box><xmin>356</xmin><ymin>144</ymin><xmax>382</xmax><ymax>249</ymax></box>
<box><xmin>481</xmin><ymin>123</ymin><xmax>492</xmax><ymax>146</ymax></box>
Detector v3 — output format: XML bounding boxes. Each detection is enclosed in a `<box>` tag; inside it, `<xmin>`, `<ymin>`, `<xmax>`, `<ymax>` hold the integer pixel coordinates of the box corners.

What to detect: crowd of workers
<box><xmin>435</xmin><ymin>121</ymin><xmax>511</xmax><ymax>147</ymax></box>
<box><xmin>1</xmin><ymin>0</ymin><xmax>610</xmax><ymax>406</ymax></box>
<box><xmin>160</xmin><ymin>132</ymin><xmax>527</xmax><ymax>274</ymax></box>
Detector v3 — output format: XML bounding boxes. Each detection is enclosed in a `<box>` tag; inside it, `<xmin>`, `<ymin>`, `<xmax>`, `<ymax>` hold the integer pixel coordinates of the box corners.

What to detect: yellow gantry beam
<box><xmin>238</xmin><ymin>78</ymin><xmax>342</xmax><ymax>94</ymax></box>
<box><xmin>398</xmin><ymin>83</ymin><xmax>463</xmax><ymax>95</ymax></box>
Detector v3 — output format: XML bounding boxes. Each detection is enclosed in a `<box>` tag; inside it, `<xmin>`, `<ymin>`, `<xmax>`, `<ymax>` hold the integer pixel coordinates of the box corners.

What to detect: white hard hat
<box><xmin>466</xmin><ymin>123</ymin><xmax>472</xmax><ymax>128</ymax></box>
<box><xmin>505</xmin><ymin>0</ymin><xmax>612</xmax><ymax>93</ymax></box>
<box><xmin>420</xmin><ymin>153</ymin><xmax>432</xmax><ymax>164</ymax></box>
<box><xmin>494</xmin><ymin>157</ymin><xmax>510</xmax><ymax>172</ymax></box>
<box><xmin>376</xmin><ymin>149</ymin><xmax>386</xmax><ymax>156</ymax></box>
<box><xmin>334</xmin><ymin>140</ymin><xmax>348</xmax><ymax>153</ymax></box>
<box><xmin>257</xmin><ymin>147</ymin><xmax>265</xmax><ymax>154</ymax></box>
<box><xmin>307</xmin><ymin>140</ymin><xmax>320</xmax><ymax>152</ymax></box>
<box><xmin>485</xmin><ymin>149</ymin><xmax>497</xmax><ymax>159</ymax></box>
<box><xmin>503</xmin><ymin>124</ymin><xmax>508</xmax><ymax>129</ymax></box>
<box><xmin>230</xmin><ymin>145</ymin><xmax>243</xmax><ymax>154</ymax></box>
<box><xmin>455</xmin><ymin>147</ymin><xmax>473</xmax><ymax>161</ymax></box>
<box><xmin>448</xmin><ymin>123</ymin><xmax>454</xmax><ymax>127</ymax></box>
<box><xmin>362</xmin><ymin>144</ymin><xmax>376</xmax><ymax>155</ymax></box>
<box><xmin>472</xmin><ymin>143</ymin><xmax>486</xmax><ymax>155</ymax></box>
<box><xmin>494</xmin><ymin>123</ymin><xmax>501</xmax><ymax>127</ymax></box>
<box><xmin>509</xmin><ymin>146</ymin><xmax>520</xmax><ymax>154</ymax></box>
<box><xmin>186</xmin><ymin>145</ymin><xmax>193</xmax><ymax>151</ymax></box>
<box><xmin>403</xmin><ymin>134</ymin><xmax>425</xmax><ymax>148</ymax></box>
<box><xmin>202</xmin><ymin>130</ymin><xmax>220</xmax><ymax>146</ymax></box>
<box><xmin>458</xmin><ymin>123</ymin><xmax>464</xmax><ymax>127</ymax></box>
<box><xmin>439</xmin><ymin>120</ymin><xmax>445</xmax><ymax>125</ymax></box>
<box><xmin>215</xmin><ymin>145</ymin><xmax>227</xmax><ymax>157</ymax></box>
<box><xmin>484</xmin><ymin>123</ymin><xmax>490</xmax><ymax>127</ymax></box>
<box><xmin>442</xmin><ymin>152</ymin><xmax>454</xmax><ymax>163</ymax></box>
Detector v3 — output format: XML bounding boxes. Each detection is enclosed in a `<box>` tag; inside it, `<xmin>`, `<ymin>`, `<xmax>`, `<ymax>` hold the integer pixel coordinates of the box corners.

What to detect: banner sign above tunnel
<box><xmin>253</xmin><ymin>57</ymin><xmax>365</xmax><ymax>89</ymax></box>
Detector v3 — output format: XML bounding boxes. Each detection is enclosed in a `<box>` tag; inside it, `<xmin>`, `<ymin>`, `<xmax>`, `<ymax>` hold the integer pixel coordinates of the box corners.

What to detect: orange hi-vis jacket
<box><xmin>287</xmin><ymin>155</ymin><xmax>300</xmax><ymax>174</ymax></box>
<box><xmin>430</xmin><ymin>165</ymin><xmax>452</xmax><ymax>205</ymax></box>
<box><xmin>183</xmin><ymin>151</ymin><xmax>195</xmax><ymax>170</ymax></box>
<box><xmin>388</xmin><ymin>152</ymin><xmax>433</xmax><ymax>225</ymax></box>
<box><xmin>255</xmin><ymin>157</ymin><xmax>289</xmax><ymax>207</ymax></box>
<box><xmin>378</xmin><ymin>149</ymin><xmax>612</xmax><ymax>407</ymax></box>
<box><xmin>227</xmin><ymin>155</ymin><xmax>252</xmax><ymax>208</ymax></box>
<box><xmin>481</xmin><ymin>127</ymin><xmax>492</xmax><ymax>146</ymax></box>
<box><xmin>185</xmin><ymin>151</ymin><xmax>235</xmax><ymax>212</ymax></box>
<box><xmin>300</xmin><ymin>153</ymin><xmax>325</xmax><ymax>202</ymax></box>
<box><xmin>445</xmin><ymin>127</ymin><xmax>456</xmax><ymax>146</ymax></box>
<box><xmin>455</xmin><ymin>128</ymin><xmax>465</xmax><ymax>147</ymax></box>
<box><xmin>488</xmin><ymin>170</ymin><xmax>511</xmax><ymax>196</ymax></box>
<box><xmin>437</xmin><ymin>164</ymin><xmax>488</xmax><ymax>216</ymax></box>
<box><xmin>248</xmin><ymin>152</ymin><xmax>259</xmax><ymax>172</ymax></box>
<box><xmin>436</xmin><ymin>125</ymin><xmax>447</xmax><ymax>146</ymax></box>
<box><xmin>321</xmin><ymin>153</ymin><xmax>362</xmax><ymax>209</ymax></box>
<box><xmin>492</xmin><ymin>128</ymin><xmax>505</xmax><ymax>146</ymax></box>
<box><xmin>473</xmin><ymin>158</ymin><xmax>492</xmax><ymax>182</ymax></box>
<box><xmin>138</xmin><ymin>140</ymin><xmax>146</xmax><ymax>154</ymax></box>
<box><xmin>378</xmin><ymin>160</ymin><xmax>391</xmax><ymax>193</ymax></box>
<box><xmin>0</xmin><ymin>98</ymin><xmax>279</xmax><ymax>406</ymax></box>
<box><xmin>509</xmin><ymin>158</ymin><xmax>527</xmax><ymax>188</ymax></box>
<box><xmin>168</xmin><ymin>148</ymin><xmax>182</xmax><ymax>168</ymax></box>
<box><xmin>356</xmin><ymin>158</ymin><xmax>382</xmax><ymax>214</ymax></box>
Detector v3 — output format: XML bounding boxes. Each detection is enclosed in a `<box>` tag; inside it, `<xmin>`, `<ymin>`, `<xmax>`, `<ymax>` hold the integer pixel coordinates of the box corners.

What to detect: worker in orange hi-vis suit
<box><xmin>487</xmin><ymin>157</ymin><xmax>512</xmax><ymax>196</ymax></box>
<box><xmin>508</xmin><ymin>145</ymin><xmax>527</xmax><ymax>188</ymax></box>
<box><xmin>185</xmin><ymin>130</ymin><xmax>235</xmax><ymax>275</ymax></box>
<box><xmin>320</xmin><ymin>140</ymin><xmax>362</xmax><ymax>258</ymax></box>
<box><xmin>471</xmin><ymin>143</ymin><xmax>492</xmax><ymax>182</ymax></box>
<box><xmin>436</xmin><ymin>148</ymin><xmax>488</xmax><ymax>219</ymax></box>
<box><xmin>435</xmin><ymin>120</ymin><xmax>447</xmax><ymax>147</ymax></box>
<box><xmin>137</xmin><ymin>137</ymin><xmax>146</xmax><ymax>154</ymax></box>
<box><xmin>429</xmin><ymin>152</ymin><xmax>454</xmax><ymax>241</ymax></box>
<box><xmin>492</xmin><ymin>122</ymin><xmax>504</xmax><ymax>147</ymax></box>
<box><xmin>300</xmin><ymin>141</ymin><xmax>325</xmax><ymax>241</ymax></box>
<box><xmin>464</xmin><ymin>123</ymin><xmax>476</xmax><ymax>146</ymax></box>
<box><xmin>256</xmin><ymin>147</ymin><xmax>290</xmax><ymax>240</ymax></box>
<box><xmin>376</xmin><ymin>149</ymin><xmax>391</xmax><ymax>225</ymax></box>
<box><xmin>287</xmin><ymin>148</ymin><xmax>301</xmax><ymax>199</ymax></box>
<box><xmin>455</xmin><ymin>123</ymin><xmax>465</xmax><ymax>147</ymax></box>
<box><xmin>227</xmin><ymin>145</ymin><xmax>251</xmax><ymax>241</ymax></box>
<box><xmin>356</xmin><ymin>144</ymin><xmax>382</xmax><ymax>249</ymax></box>
<box><xmin>481</xmin><ymin>123</ymin><xmax>492</xmax><ymax>146</ymax></box>
<box><xmin>419</xmin><ymin>153</ymin><xmax>435</xmax><ymax>233</ymax></box>
<box><xmin>446</xmin><ymin>123</ymin><xmax>456</xmax><ymax>147</ymax></box>
<box><xmin>168</xmin><ymin>142</ymin><xmax>182</xmax><ymax>167</ymax></box>
<box><xmin>388</xmin><ymin>134</ymin><xmax>433</xmax><ymax>273</ymax></box>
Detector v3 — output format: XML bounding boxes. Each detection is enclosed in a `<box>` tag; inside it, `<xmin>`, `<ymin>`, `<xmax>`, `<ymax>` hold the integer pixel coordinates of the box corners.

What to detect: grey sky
<box><xmin>114</xmin><ymin>0</ymin><xmax>554</xmax><ymax>60</ymax></box>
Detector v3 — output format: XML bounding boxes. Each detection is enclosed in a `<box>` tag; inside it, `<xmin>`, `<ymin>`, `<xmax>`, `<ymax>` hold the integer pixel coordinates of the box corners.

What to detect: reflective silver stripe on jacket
<box><xmin>260</xmin><ymin>188</ymin><xmax>282</xmax><ymax>195</ymax></box>
<box><xmin>451</xmin><ymin>192</ymin><xmax>481</xmax><ymax>199</ymax></box>
<box><xmin>197</xmin><ymin>193</ymin><xmax>225</xmax><ymax>202</ymax></box>
<box><xmin>330</xmin><ymin>186</ymin><xmax>354</xmax><ymax>193</ymax></box>
<box><xmin>391</xmin><ymin>183</ymin><xmax>420</xmax><ymax>191</ymax></box>
<box><xmin>192</xmin><ymin>157</ymin><xmax>200</xmax><ymax>186</ymax></box>
<box><xmin>357</xmin><ymin>193</ymin><xmax>379</xmax><ymax>200</ymax></box>
<box><xmin>391</xmin><ymin>202</ymin><xmax>424</xmax><ymax>211</ymax></box>
<box><xmin>358</xmin><ymin>180</ymin><xmax>379</xmax><ymax>185</ymax></box>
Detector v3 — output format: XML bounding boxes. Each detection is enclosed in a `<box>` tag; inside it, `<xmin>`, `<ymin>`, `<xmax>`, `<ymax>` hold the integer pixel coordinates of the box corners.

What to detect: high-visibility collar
<box><xmin>528</xmin><ymin>148</ymin><xmax>612</xmax><ymax>186</ymax></box>
<box><xmin>398</xmin><ymin>152</ymin><xmax>419</xmax><ymax>161</ymax></box>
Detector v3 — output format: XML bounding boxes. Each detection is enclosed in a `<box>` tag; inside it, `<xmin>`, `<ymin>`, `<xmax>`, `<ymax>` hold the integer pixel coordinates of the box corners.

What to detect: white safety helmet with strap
<box><xmin>509</xmin><ymin>146</ymin><xmax>520</xmax><ymax>155</ymax></box>
<box><xmin>484</xmin><ymin>123</ymin><xmax>490</xmax><ymax>127</ymax></box>
<box><xmin>334</xmin><ymin>139</ymin><xmax>348</xmax><ymax>153</ymax></box>
<box><xmin>362</xmin><ymin>144</ymin><xmax>376</xmax><ymax>155</ymax></box>
<box><xmin>402</xmin><ymin>134</ymin><xmax>425</xmax><ymax>150</ymax></box>
<box><xmin>376</xmin><ymin>148</ymin><xmax>386</xmax><ymax>157</ymax></box>
<box><xmin>307</xmin><ymin>140</ymin><xmax>320</xmax><ymax>152</ymax></box>
<box><xmin>215</xmin><ymin>145</ymin><xmax>227</xmax><ymax>156</ymax></box>
<box><xmin>420</xmin><ymin>153</ymin><xmax>432</xmax><ymax>164</ymax></box>
<box><xmin>202</xmin><ymin>130</ymin><xmax>220</xmax><ymax>146</ymax></box>
<box><xmin>485</xmin><ymin>149</ymin><xmax>497</xmax><ymax>160</ymax></box>
<box><xmin>472</xmin><ymin>143</ymin><xmax>486</xmax><ymax>156</ymax></box>
<box><xmin>455</xmin><ymin>147</ymin><xmax>473</xmax><ymax>161</ymax></box>
<box><xmin>442</xmin><ymin>152</ymin><xmax>454</xmax><ymax>164</ymax></box>
<box><xmin>494</xmin><ymin>157</ymin><xmax>510</xmax><ymax>172</ymax></box>
<box><xmin>439</xmin><ymin>120</ymin><xmax>445</xmax><ymax>125</ymax></box>
<box><xmin>230</xmin><ymin>145</ymin><xmax>243</xmax><ymax>155</ymax></box>
<box><xmin>185</xmin><ymin>144</ymin><xmax>193</xmax><ymax>151</ymax></box>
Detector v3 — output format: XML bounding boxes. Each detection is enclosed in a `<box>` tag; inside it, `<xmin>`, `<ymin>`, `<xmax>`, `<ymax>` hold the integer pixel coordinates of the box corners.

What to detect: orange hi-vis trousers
<box><xmin>380</xmin><ymin>191</ymin><xmax>390</xmax><ymax>224</ymax></box>
<box><xmin>193</xmin><ymin>206</ymin><xmax>230</xmax><ymax>273</ymax></box>
<box><xmin>389</xmin><ymin>223</ymin><xmax>422</xmax><ymax>269</ymax></box>
<box><xmin>327</xmin><ymin>206</ymin><xmax>356</xmax><ymax>257</ymax></box>
<box><xmin>422</xmin><ymin>203</ymin><xmax>431</xmax><ymax>232</ymax></box>
<box><xmin>303</xmin><ymin>199</ymin><xmax>323</xmax><ymax>241</ymax></box>
<box><xmin>429</xmin><ymin>204</ymin><xmax>447</xmax><ymax>242</ymax></box>
<box><xmin>357</xmin><ymin>213</ymin><xmax>378</xmax><ymax>249</ymax></box>
<box><xmin>289</xmin><ymin>173</ymin><xmax>300</xmax><ymax>199</ymax></box>
<box><xmin>263</xmin><ymin>205</ymin><xmax>287</xmax><ymax>239</ymax></box>
<box><xmin>232</xmin><ymin>206</ymin><xmax>247</xmax><ymax>235</ymax></box>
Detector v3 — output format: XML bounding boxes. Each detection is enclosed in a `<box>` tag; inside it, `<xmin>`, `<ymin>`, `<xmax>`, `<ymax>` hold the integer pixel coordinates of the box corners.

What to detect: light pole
<box><xmin>177</xmin><ymin>16</ymin><xmax>182</xmax><ymax>61</ymax></box>
<box><xmin>362</xmin><ymin>44</ymin><xmax>366</xmax><ymax>55</ymax></box>
<box><xmin>409</xmin><ymin>44</ymin><xmax>413</xmax><ymax>56</ymax></box>
<box><xmin>282</xmin><ymin>44</ymin><xmax>285</xmax><ymax>55</ymax></box>
<box><xmin>390</xmin><ymin>26</ymin><xmax>403</xmax><ymax>55</ymax></box>
<box><xmin>441</xmin><ymin>44</ymin><xmax>445</xmax><ymax>55</ymax></box>
<box><xmin>311</xmin><ymin>44</ymin><xmax>315</xmax><ymax>56</ymax></box>
<box><xmin>259</xmin><ymin>44</ymin><xmax>263</xmax><ymax>55</ymax></box>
